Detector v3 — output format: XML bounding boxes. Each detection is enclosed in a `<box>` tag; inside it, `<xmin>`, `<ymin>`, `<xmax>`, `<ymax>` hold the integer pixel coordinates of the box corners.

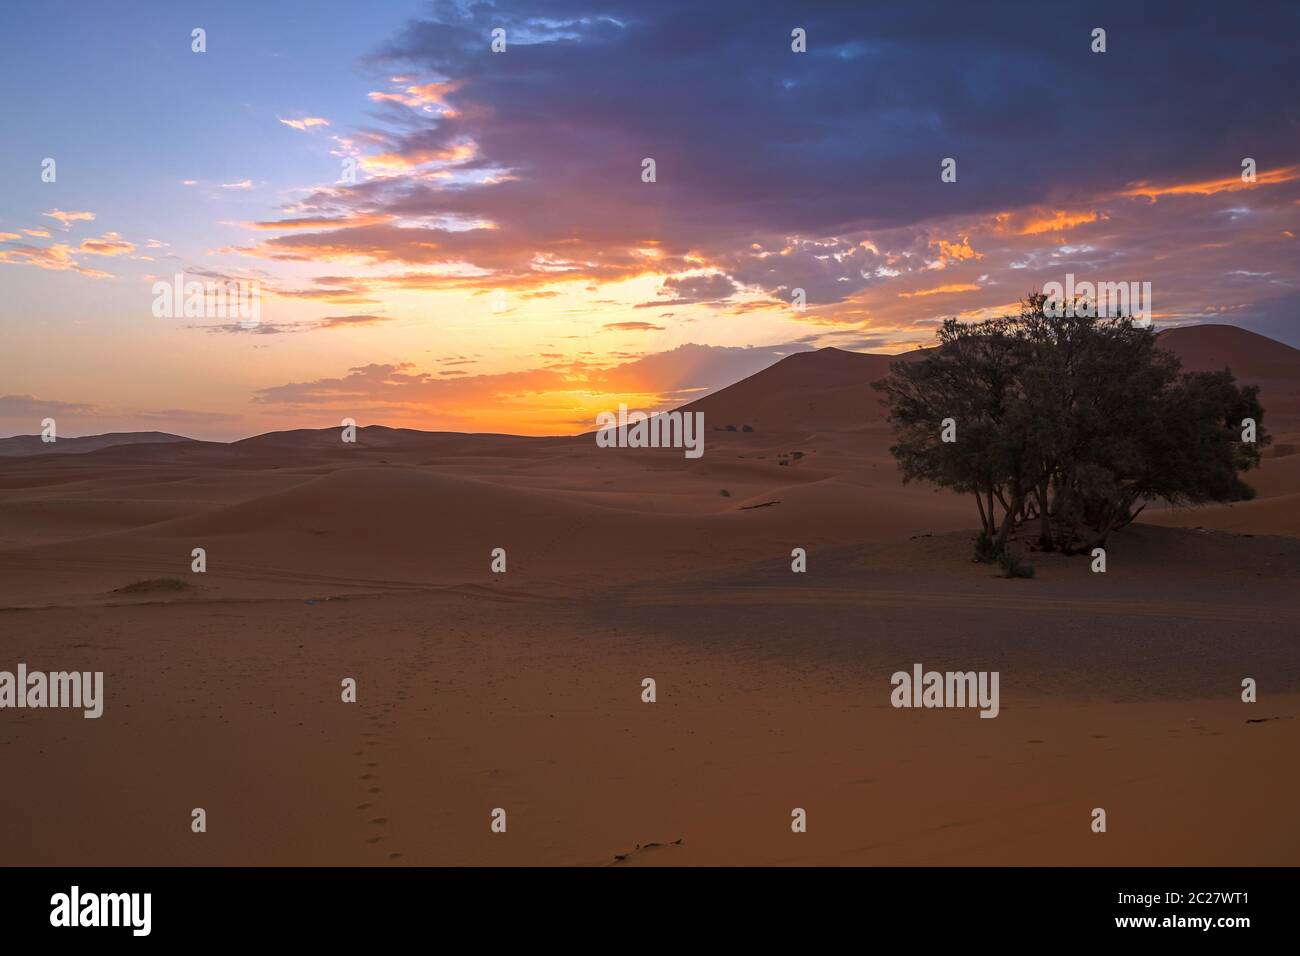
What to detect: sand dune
<box><xmin>679</xmin><ymin>346</ymin><xmax>902</xmax><ymax>433</ymax></box>
<box><xmin>1</xmin><ymin>323</ymin><xmax>1297</xmax><ymax>865</ymax></box>
<box><xmin>0</xmin><ymin>430</ymin><xmax>193</xmax><ymax>457</ymax></box>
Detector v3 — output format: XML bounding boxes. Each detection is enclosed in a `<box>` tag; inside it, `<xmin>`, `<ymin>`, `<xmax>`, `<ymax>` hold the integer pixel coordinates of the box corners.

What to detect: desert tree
<box><xmin>874</xmin><ymin>296</ymin><xmax>1269</xmax><ymax>555</ymax></box>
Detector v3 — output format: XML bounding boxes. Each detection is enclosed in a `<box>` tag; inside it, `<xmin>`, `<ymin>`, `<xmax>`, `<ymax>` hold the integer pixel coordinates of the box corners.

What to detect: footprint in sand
<box><xmin>609</xmin><ymin>838</ymin><xmax>684</xmax><ymax>865</ymax></box>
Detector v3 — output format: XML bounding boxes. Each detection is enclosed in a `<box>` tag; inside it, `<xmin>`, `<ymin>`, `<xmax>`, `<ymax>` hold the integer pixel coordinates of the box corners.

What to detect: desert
<box><xmin>1</xmin><ymin>323</ymin><xmax>1296</xmax><ymax>866</ymax></box>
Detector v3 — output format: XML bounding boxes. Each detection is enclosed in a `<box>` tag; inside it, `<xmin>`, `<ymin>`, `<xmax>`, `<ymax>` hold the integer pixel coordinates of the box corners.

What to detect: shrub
<box><xmin>972</xmin><ymin>531</ymin><xmax>1001</xmax><ymax>563</ymax></box>
<box><xmin>118</xmin><ymin>577</ymin><xmax>192</xmax><ymax>593</ymax></box>
<box><xmin>998</xmin><ymin>550</ymin><xmax>1035</xmax><ymax>579</ymax></box>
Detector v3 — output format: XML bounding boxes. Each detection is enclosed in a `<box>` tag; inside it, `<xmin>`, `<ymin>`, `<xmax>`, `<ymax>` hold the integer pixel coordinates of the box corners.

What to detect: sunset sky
<box><xmin>2</xmin><ymin>0</ymin><xmax>1298</xmax><ymax>440</ymax></box>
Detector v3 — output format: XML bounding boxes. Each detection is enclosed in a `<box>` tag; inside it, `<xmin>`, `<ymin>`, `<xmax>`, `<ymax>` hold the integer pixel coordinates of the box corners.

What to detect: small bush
<box><xmin>972</xmin><ymin>531</ymin><xmax>1001</xmax><ymax>563</ymax></box>
<box><xmin>742</xmin><ymin>424</ymin><xmax>754</xmax><ymax>432</ymax></box>
<box><xmin>719</xmin><ymin>489</ymin><xmax>731</xmax><ymax>497</ymax></box>
<box><xmin>118</xmin><ymin>577</ymin><xmax>192</xmax><ymax>593</ymax></box>
<box><xmin>998</xmin><ymin>550</ymin><xmax>1035</xmax><ymax>579</ymax></box>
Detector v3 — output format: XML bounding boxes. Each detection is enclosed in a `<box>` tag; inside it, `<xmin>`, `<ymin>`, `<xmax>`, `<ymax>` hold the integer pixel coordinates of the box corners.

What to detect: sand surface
<box><xmin>1</xmin><ymin>325</ymin><xmax>1297</xmax><ymax>865</ymax></box>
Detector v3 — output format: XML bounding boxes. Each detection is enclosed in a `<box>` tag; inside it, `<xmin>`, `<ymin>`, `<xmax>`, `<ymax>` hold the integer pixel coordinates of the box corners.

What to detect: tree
<box><xmin>873</xmin><ymin>296</ymin><xmax>1268</xmax><ymax>556</ymax></box>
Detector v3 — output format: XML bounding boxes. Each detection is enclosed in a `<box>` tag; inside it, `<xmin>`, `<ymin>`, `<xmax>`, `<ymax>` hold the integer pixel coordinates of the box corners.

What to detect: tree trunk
<box><xmin>996</xmin><ymin>493</ymin><xmax>1021</xmax><ymax>549</ymax></box>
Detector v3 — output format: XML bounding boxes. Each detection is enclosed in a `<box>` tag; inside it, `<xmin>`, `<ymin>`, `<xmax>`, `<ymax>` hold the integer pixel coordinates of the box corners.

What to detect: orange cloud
<box><xmin>245</xmin><ymin>214</ymin><xmax>394</xmax><ymax>231</ymax></box>
<box><xmin>1121</xmin><ymin>164</ymin><xmax>1300</xmax><ymax>199</ymax></box>
<box><xmin>1016</xmin><ymin>210</ymin><xmax>1102</xmax><ymax>235</ymax></box>
<box><xmin>367</xmin><ymin>80</ymin><xmax>461</xmax><ymax>113</ymax></box>
<box><xmin>359</xmin><ymin>140</ymin><xmax>477</xmax><ymax>173</ymax></box>
<box><xmin>0</xmin><ymin>242</ymin><xmax>111</xmax><ymax>277</ymax></box>
<box><xmin>897</xmin><ymin>282</ymin><xmax>981</xmax><ymax>299</ymax></box>
<box><xmin>78</xmin><ymin>232</ymin><xmax>135</xmax><ymax>256</ymax></box>
<box><xmin>43</xmin><ymin>209</ymin><xmax>95</xmax><ymax>229</ymax></box>
<box><xmin>929</xmin><ymin>235</ymin><xmax>984</xmax><ymax>266</ymax></box>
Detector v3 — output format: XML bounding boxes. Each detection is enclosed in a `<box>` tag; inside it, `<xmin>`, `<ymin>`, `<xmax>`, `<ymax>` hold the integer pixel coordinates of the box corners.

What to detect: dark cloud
<box><xmin>635</xmin><ymin>273</ymin><xmax>739</xmax><ymax>308</ymax></box>
<box><xmin>0</xmin><ymin>394</ymin><xmax>96</xmax><ymax>417</ymax></box>
<box><xmin>227</xmin><ymin>0</ymin><xmax>1300</xmax><ymax>324</ymax></box>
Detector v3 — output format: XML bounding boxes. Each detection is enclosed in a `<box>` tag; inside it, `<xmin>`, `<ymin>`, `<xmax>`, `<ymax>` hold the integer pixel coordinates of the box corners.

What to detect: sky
<box><xmin>1</xmin><ymin>0</ymin><xmax>1298</xmax><ymax>440</ymax></box>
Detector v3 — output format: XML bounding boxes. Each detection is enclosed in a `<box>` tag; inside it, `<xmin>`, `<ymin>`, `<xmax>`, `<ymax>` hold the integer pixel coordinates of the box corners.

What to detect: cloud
<box><xmin>637</xmin><ymin>273</ymin><xmax>739</xmax><ymax>307</ymax></box>
<box><xmin>1121</xmin><ymin>164</ymin><xmax>1300</xmax><ymax>200</ymax></box>
<box><xmin>929</xmin><ymin>237</ymin><xmax>984</xmax><ymax>267</ymax></box>
<box><xmin>245</xmin><ymin>213</ymin><xmax>393</xmax><ymax>231</ymax></box>
<box><xmin>43</xmin><ymin>209</ymin><xmax>95</xmax><ymax>229</ymax></box>
<box><xmin>87</xmin><ymin>0</ymin><xmax>1300</xmax><ymax>367</ymax></box>
<box><xmin>314</xmin><ymin>313</ymin><xmax>392</xmax><ymax>329</ymax></box>
<box><xmin>603</xmin><ymin>321</ymin><xmax>664</xmax><ymax>331</ymax></box>
<box><xmin>193</xmin><ymin>313</ymin><xmax>393</xmax><ymax>335</ymax></box>
<box><xmin>1003</xmin><ymin>210</ymin><xmax>1104</xmax><ymax>236</ymax></box>
<box><xmin>0</xmin><ymin>394</ymin><xmax>96</xmax><ymax>417</ymax></box>
<box><xmin>130</xmin><ymin>408</ymin><xmax>239</xmax><ymax>424</ymax></box>
<box><xmin>0</xmin><ymin>242</ymin><xmax>112</xmax><ymax>278</ymax></box>
<box><xmin>279</xmin><ymin>117</ymin><xmax>331</xmax><ymax>131</ymax></box>
<box><xmin>897</xmin><ymin>283</ymin><xmax>982</xmax><ymax>299</ymax></box>
<box><xmin>78</xmin><ymin>231</ymin><xmax>136</xmax><ymax>256</ymax></box>
<box><xmin>221</xmin><ymin>180</ymin><xmax>254</xmax><ymax>190</ymax></box>
<box><xmin>247</xmin><ymin>342</ymin><xmax>814</xmax><ymax>433</ymax></box>
<box><xmin>367</xmin><ymin>80</ymin><xmax>460</xmax><ymax>112</ymax></box>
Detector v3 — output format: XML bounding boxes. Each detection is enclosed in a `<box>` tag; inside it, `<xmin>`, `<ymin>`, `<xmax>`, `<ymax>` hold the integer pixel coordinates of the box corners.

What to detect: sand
<box><xmin>1</xmin><ymin>324</ymin><xmax>1297</xmax><ymax>865</ymax></box>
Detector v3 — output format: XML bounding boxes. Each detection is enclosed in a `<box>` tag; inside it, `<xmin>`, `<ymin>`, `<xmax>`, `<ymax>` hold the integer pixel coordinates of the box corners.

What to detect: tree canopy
<box><xmin>873</xmin><ymin>296</ymin><xmax>1268</xmax><ymax>554</ymax></box>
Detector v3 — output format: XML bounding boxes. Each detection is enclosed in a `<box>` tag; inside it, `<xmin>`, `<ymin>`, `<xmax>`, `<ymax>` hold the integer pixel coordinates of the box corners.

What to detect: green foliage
<box><xmin>874</xmin><ymin>296</ymin><xmax>1269</xmax><ymax>553</ymax></box>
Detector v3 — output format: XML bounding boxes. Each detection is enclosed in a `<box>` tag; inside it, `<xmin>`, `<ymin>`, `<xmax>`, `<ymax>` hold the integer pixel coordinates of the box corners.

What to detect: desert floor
<box><xmin>1</xmin><ymin>417</ymin><xmax>1297</xmax><ymax>865</ymax></box>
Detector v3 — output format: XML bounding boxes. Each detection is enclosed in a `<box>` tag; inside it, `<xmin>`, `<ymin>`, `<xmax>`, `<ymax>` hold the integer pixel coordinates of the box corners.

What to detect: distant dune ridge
<box><xmin>0</xmin><ymin>430</ymin><xmax>194</xmax><ymax>457</ymax></box>
<box><xmin>7</xmin><ymin>323</ymin><xmax>1292</xmax><ymax>456</ymax></box>
<box><xmin>0</xmin><ymin>322</ymin><xmax>1294</xmax><ymax>593</ymax></box>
